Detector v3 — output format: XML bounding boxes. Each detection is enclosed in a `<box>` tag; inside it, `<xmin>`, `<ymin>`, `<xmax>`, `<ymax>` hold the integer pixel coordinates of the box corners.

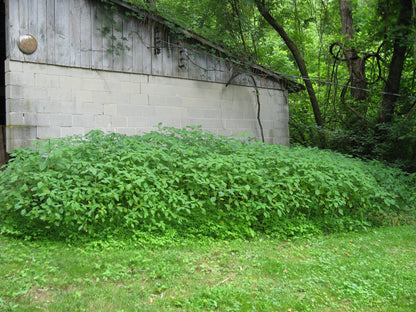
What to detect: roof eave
<box><xmin>108</xmin><ymin>0</ymin><xmax>305</xmax><ymax>93</ymax></box>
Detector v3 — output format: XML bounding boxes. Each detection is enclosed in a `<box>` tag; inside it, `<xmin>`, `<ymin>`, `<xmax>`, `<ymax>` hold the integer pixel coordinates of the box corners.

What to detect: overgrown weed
<box><xmin>0</xmin><ymin>126</ymin><xmax>414</xmax><ymax>241</ymax></box>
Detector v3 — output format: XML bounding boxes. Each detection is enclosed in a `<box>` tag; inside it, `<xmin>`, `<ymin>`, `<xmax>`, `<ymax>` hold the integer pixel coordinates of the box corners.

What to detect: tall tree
<box><xmin>379</xmin><ymin>0</ymin><xmax>413</xmax><ymax>123</ymax></box>
<box><xmin>338</xmin><ymin>0</ymin><xmax>367</xmax><ymax>101</ymax></box>
<box><xmin>254</xmin><ymin>0</ymin><xmax>323</xmax><ymax>127</ymax></box>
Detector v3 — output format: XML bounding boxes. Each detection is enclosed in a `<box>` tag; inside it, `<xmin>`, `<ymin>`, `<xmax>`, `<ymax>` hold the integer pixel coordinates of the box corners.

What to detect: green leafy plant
<box><xmin>0</xmin><ymin>126</ymin><xmax>414</xmax><ymax>240</ymax></box>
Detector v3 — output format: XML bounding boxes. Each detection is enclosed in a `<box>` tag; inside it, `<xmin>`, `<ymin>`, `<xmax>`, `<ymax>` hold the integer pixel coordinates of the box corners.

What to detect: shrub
<box><xmin>0</xmin><ymin>126</ymin><xmax>414</xmax><ymax>240</ymax></box>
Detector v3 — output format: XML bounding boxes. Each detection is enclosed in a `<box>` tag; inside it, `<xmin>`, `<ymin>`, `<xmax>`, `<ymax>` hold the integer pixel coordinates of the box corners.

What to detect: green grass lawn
<box><xmin>1</xmin><ymin>225</ymin><xmax>415</xmax><ymax>312</ymax></box>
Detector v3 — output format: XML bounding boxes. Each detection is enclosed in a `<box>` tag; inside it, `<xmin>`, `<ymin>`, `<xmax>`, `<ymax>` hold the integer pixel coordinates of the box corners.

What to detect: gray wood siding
<box><xmin>6</xmin><ymin>0</ymin><xmax>283</xmax><ymax>90</ymax></box>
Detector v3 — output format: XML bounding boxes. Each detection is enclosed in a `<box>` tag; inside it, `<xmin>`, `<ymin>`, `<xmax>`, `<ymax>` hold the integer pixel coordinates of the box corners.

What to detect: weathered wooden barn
<box><xmin>0</xmin><ymin>0</ymin><xmax>302</xmax><ymax>164</ymax></box>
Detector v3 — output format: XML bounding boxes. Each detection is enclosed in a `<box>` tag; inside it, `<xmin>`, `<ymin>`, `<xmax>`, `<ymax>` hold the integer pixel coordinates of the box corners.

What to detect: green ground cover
<box><xmin>1</xmin><ymin>126</ymin><xmax>415</xmax><ymax>240</ymax></box>
<box><xmin>1</xmin><ymin>226</ymin><xmax>415</xmax><ymax>311</ymax></box>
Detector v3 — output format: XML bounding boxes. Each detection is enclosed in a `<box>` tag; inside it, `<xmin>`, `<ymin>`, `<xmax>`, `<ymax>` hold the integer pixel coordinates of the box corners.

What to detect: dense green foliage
<box><xmin>1</xmin><ymin>128</ymin><xmax>414</xmax><ymax>240</ymax></box>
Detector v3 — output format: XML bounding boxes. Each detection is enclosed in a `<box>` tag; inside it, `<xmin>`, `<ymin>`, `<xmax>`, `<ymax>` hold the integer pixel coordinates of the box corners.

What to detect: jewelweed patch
<box><xmin>0</xmin><ymin>125</ymin><xmax>414</xmax><ymax>240</ymax></box>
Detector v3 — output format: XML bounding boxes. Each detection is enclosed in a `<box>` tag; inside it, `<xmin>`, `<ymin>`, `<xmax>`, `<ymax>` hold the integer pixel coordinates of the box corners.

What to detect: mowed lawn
<box><xmin>0</xmin><ymin>225</ymin><xmax>415</xmax><ymax>312</ymax></box>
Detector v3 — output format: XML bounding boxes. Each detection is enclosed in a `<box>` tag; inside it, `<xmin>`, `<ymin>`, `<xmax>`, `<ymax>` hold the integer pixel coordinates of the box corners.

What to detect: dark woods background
<box><xmin>129</xmin><ymin>0</ymin><xmax>415</xmax><ymax>171</ymax></box>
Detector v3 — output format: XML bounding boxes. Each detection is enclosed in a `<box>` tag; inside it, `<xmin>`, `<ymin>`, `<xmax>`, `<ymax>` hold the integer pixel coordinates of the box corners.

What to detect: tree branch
<box><xmin>254</xmin><ymin>0</ymin><xmax>323</xmax><ymax>127</ymax></box>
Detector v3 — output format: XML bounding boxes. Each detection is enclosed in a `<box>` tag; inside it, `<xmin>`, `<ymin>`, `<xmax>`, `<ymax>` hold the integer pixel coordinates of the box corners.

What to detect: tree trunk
<box><xmin>255</xmin><ymin>0</ymin><xmax>323</xmax><ymax>127</ymax></box>
<box><xmin>379</xmin><ymin>0</ymin><xmax>413</xmax><ymax>123</ymax></box>
<box><xmin>338</xmin><ymin>0</ymin><xmax>367</xmax><ymax>101</ymax></box>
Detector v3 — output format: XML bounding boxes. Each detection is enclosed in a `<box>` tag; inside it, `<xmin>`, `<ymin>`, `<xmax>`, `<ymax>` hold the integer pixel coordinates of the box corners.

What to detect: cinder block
<box><xmin>39</xmin><ymin>101</ymin><xmax>62</xmax><ymax>114</ymax></box>
<box><xmin>243</xmin><ymin>107</ymin><xmax>257</xmax><ymax>120</ymax></box>
<box><xmin>136</xmin><ymin>106</ymin><xmax>155</xmax><ymax>117</ymax></box>
<box><xmin>50</xmin><ymin>114</ymin><xmax>73</xmax><ymax>127</ymax></box>
<box><xmin>36</xmin><ymin>114</ymin><xmax>51</xmax><ymax>126</ymax></box>
<box><xmin>37</xmin><ymin>126</ymin><xmax>61</xmax><ymax>138</ymax></box>
<box><xmin>34</xmin><ymin>73</ymin><xmax>60</xmax><ymax>88</ymax></box>
<box><xmin>115</xmin><ymin>127</ymin><xmax>140</xmax><ymax>136</ymax></box>
<box><xmin>81</xmin><ymin>78</ymin><xmax>107</xmax><ymax>92</ymax></box>
<box><xmin>61</xmin><ymin>127</ymin><xmax>85</xmax><ymax>137</ymax></box>
<box><xmin>73</xmin><ymin>114</ymin><xmax>94</xmax><ymax>127</ymax></box>
<box><xmin>220</xmin><ymin>87</ymin><xmax>234</xmax><ymax>101</ymax></box>
<box><xmin>118</xmin><ymin>104</ymin><xmax>141</xmax><ymax>116</ymax></box>
<box><xmin>111</xmin><ymin>116</ymin><xmax>128</xmax><ymax>127</ymax></box>
<box><xmin>47</xmin><ymin>88</ymin><xmax>72</xmax><ymax>101</ymax></box>
<box><xmin>5</xmin><ymin>60</ymin><xmax>23</xmax><ymax>73</ymax></box>
<box><xmin>81</xmin><ymin>102</ymin><xmax>103</xmax><ymax>115</ymax></box>
<box><xmin>8</xmin><ymin>112</ymin><xmax>24</xmax><ymax>125</ymax></box>
<box><xmin>29</xmin><ymin>88</ymin><xmax>48</xmax><ymax>100</ymax></box>
<box><xmin>107</xmin><ymin>92</ymin><xmax>132</xmax><ymax>105</ymax></box>
<box><xmin>143</xmin><ymin>83</ymin><xmax>177</xmax><ymax>97</ymax></box>
<box><xmin>127</xmin><ymin>116</ymin><xmax>148</xmax><ymax>127</ymax></box>
<box><xmin>186</xmin><ymin>108</ymin><xmax>219</xmax><ymax>119</ymax></box>
<box><xmin>7</xmin><ymin>85</ymin><xmax>24</xmax><ymax>99</ymax></box>
<box><xmin>94</xmin><ymin>91</ymin><xmax>112</xmax><ymax>105</ymax></box>
<box><xmin>260</xmin><ymin>120</ymin><xmax>274</xmax><ymax>130</ymax></box>
<box><xmin>74</xmin><ymin>90</ymin><xmax>94</xmax><ymax>103</ymax></box>
<box><xmin>225</xmin><ymin>119</ymin><xmax>256</xmax><ymax>129</ymax></box>
<box><xmin>220</xmin><ymin>108</ymin><xmax>244</xmax><ymax>120</ymax></box>
<box><xmin>60</xmin><ymin>101</ymin><xmax>77</xmax><ymax>114</ymax></box>
<box><xmin>184</xmin><ymin>118</ymin><xmax>223</xmax><ymax>129</ymax></box>
<box><xmin>154</xmin><ymin>107</ymin><xmax>184</xmax><ymax>121</ymax></box>
<box><xmin>22</xmin><ymin>113</ymin><xmax>37</xmax><ymax>126</ymax></box>
<box><xmin>6</xmin><ymin>72</ymin><xmax>35</xmax><ymax>86</ymax></box>
<box><xmin>6</xmin><ymin>98</ymin><xmax>29</xmax><ymax>113</ymax></box>
<box><xmin>46</xmin><ymin>64</ymin><xmax>67</xmax><ymax>76</ymax></box>
<box><xmin>129</xmin><ymin>93</ymin><xmax>148</xmax><ymax>106</ymax></box>
<box><xmin>59</xmin><ymin>76</ymin><xmax>83</xmax><ymax>89</ymax></box>
<box><xmin>94</xmin><ymin>115</ymin><xmax>111</xmax><ymax>128</ymax></box>
<box><xmin>104</xmin><ymin>104</ymin><xmax>117</xmax><ymax>115</ymax></box>
<box><xmin>122</xmin><ymin>81</ymin><xmax>141</xmax><ymax>94</ymax></box>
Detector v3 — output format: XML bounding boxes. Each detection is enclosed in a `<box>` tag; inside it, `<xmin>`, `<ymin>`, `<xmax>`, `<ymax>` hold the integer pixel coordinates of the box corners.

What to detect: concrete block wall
<box><xmin>5</xmin><ymin>60</ymin><xmax>289</xmax><ymax>151</ymax></box>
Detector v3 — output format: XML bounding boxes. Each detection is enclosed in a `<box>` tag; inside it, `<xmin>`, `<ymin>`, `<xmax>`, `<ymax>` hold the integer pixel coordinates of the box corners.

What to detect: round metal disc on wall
<box><xmin>17</xmin><ymin>34</ymin><xmax>37</xmax><ymax>55</ymax></box>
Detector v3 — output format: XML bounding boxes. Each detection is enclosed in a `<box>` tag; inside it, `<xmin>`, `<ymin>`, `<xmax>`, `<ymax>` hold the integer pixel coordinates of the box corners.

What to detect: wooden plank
<box><xmin>214</xmin><ymin>56</ymin><xmax>226</xmax><ymax>84</ymax></box>
<box><xmin>151</xmin><ymin>23</ymin><xmax>163</xmax><ymax>76</ymax></box>
<box><xmin>28</xmin><ymin>0</ymin><xmax>37</xmax><ymax>34</ymax></box>
<box><xmin>55</xmin><ymin>0</ymin><xmax>70</xmax><ymax>66</ymax></box>
<box><xmin>205</xmin><ymin>52</ymin><xmax>216</xmax><ymax>82</ymax></box>
<box><xmin>7</xmin><ymin>0</ymin><xmax>21</xmax><ymax>60</ymax></box>
<box><xmin>91</xmin><ymin>2</ymin><xmax>104</xmax><ymax>70</ymax></box>
<box><xmin>80</xmin><ymin>0</ymin><xmax>92</xmax><ymax>68</ymax></box>
<box><xmin>46</xmin><ymin>0</ymin><xmax>55</xmax><ymax>63</ymax></box>
<box><xmin>160</xmin><ymin>29</ymin><xmax>170</xmax><ymax>76</ymax></box>
<box><xmin>177</xmin><ymin>43</ymin><xmax>189</xmax><ymax>80</ymax></box>
<box><xmin>36</xmin><ymin>0</ymin><xmax>48</xmax><ymax>63</ymax></box>
<box><xmin>121</xmin><ymin>13</ymin><xmax>133</xmax><ymax>73</ymax></box>
<box><xmin>17</xmin><ymin>0</ymin><xmax>30</xmax><ymax>61</ymax></box>
<box><xmin>69</xmin><ymin>0</ymin><xmax>82</xmax><ymax>67</ymax></box>
<box><xmin>110</xmin><ymin>11</ymin><xmax>124</xmax><ymax>71</ymax></box>
<box><xmin>187</xmin><ymin>46</ymin><xmax>203</xmax><ymax>80</ymax></box>
<box><xmin>4</xmin><ymin>0</ymin><xmax>9</xmax><ymax>58</ymax></box>
<box><xmin>131</xmin><ymin>19</ymin><xmax>143</xmax><ymax>73</ymax></box>
<box><xmin>141</xmin><ymin>21</ymin><xmax>152</xmax><ymax>75</ymax></box>
<box><xmin>102</xmin><ymin>8</ymin><xmax>114</xmax><ymax>71</ymax></box>
<box><xmin>19</xmin><ymin>0</ymin><xmax>29</xmax><ymax>33</ymax></box>
<box><xmin>168</xmin><ymin>35</ymin><xmax>180</xmax><ymax>78</ymax></box>
<box><xmin>26</xmin><ymin>0</ymin><xmax>38</xmax><ymax>62</ymax></box>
